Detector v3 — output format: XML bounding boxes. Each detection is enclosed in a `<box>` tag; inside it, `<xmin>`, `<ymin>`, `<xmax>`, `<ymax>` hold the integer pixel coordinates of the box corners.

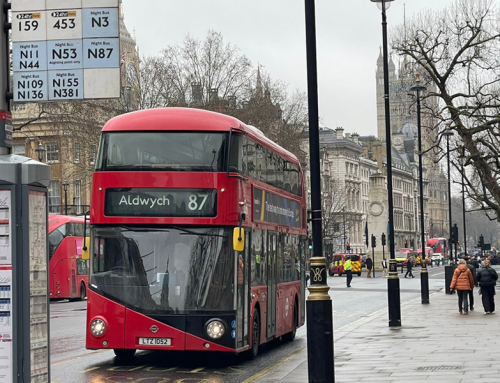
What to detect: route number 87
<box><xmin>19</xmin><ymin>20</ymin><xmax>38</xmax><ymax>31</ymax></box>
<box><xmin>188</xmin><ymin>194</ymin><xmax>209</xmax><ymax>211</ymax></box>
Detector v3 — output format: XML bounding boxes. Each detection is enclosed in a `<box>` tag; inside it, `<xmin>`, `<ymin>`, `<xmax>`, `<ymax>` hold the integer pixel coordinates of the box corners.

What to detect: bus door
<box><xmin>267</xmin><ymin>233</ymin><xmax>277</xmax><ymax>339</ymax></box>
<box><xmin>236</xmin><ymin>231</ymin><xmax>250</xmax><ymax>349</ymax></box>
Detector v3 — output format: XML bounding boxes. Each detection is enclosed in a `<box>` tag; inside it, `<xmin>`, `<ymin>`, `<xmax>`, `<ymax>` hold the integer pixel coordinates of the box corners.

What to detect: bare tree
<box><xmin>391</xmin><ymin>0</ymin><xmax>500</xmax><ymax>221</ymax></box>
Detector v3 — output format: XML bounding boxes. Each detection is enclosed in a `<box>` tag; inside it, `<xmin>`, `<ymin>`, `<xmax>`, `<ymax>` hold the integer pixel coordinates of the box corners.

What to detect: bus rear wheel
<box><xmin>249</xmin><ymin>308</ymin><xmax>260</xmax><ymax>359</ymax></box>
<box><xmin>114</xmin><ymin>349</ymin><xmax>136</xmax><ymax>359</ymax></box>
<box><xmin>80</xmin><ymin>283</ymin><xmax>86</xmax><ymax>301</ymax></box>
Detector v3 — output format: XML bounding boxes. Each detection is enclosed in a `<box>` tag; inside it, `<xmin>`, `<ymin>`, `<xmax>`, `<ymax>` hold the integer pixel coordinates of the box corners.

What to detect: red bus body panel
<box><xmin>86</xmin><ymin>289</ymin><xmax>126</xmax><ymax>349</ymax></box>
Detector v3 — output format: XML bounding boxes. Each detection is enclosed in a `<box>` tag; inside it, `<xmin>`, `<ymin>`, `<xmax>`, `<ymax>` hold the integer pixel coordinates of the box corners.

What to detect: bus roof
<box><xmin>102</xmin><ymin>108</ymin><xmax>300</xmax><ymax>164</ymax></box>
<box><xmin>48</xmin><ymin>214</ymin><xmax>85</xmax><ymax>233</ymax></box>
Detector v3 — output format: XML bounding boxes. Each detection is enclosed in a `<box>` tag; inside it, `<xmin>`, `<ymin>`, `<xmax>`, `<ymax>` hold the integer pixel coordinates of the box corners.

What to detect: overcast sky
<box><xmin>121</xmin><ymin>0</ymin><xmax>455</xmax><ymax>137</ymax></box>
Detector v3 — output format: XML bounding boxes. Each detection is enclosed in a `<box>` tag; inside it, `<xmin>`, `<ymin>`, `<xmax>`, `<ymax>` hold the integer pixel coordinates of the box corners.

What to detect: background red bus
<box><xmin>85</xmin><ymin>108</ymin><xmax>307</xmax><ymax>359</ymax></box>
<box><xmin>48</xmin><ymin>214</ymin><xmax>89</xmax><ymax>300</ymax></box>
<box><xmin>427</xmin><ymin>238</ymin><xmax>448</xmax><ymax>258</ymax></box>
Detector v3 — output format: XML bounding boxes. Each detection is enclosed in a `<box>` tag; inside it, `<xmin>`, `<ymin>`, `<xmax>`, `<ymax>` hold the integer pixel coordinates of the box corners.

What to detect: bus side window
<box><xmin>246</xmin><ymin>139</ymin><xmax>256</xmax><ymax>178</ymax></box>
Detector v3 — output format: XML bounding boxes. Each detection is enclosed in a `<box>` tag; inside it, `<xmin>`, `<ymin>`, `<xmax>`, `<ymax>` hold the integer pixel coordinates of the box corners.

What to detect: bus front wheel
<box><xmin>249</xmin><ymin>308</ymin><xmax>260</xmax><ymax>359</ymax></box>
<box><xmin>80</xmin><ymin>283</ymin><xmax>86</xmax><ymax>301</ymax></box>
<box><xmin>114</xmin><ymin>349</ymin><xmax>136</xmax><ymax>359</ymax></box>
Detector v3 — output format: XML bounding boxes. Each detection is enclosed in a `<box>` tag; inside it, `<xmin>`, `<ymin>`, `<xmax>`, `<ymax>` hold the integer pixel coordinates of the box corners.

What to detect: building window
<box><xmin>48</xmin><ymin>180</ymin><xmax>60</xmax><ymax>213</ymax></box>
<box><xmin>46</xmin><ymin>142</ymin><xmax>59</xmax><ymax>162</ymax></box>
<box><xmin>74</xmin><ymin>180</ymin><xmax>81</xmax><ymax>214</ymax></box>
<box><xmin>12</xmin><ymin>144</ymin><xmax>25</xmax><ymax>155</ymax></box>
<box><xmin>74</xmin><ymin>142</ymin><xmax>80</xmax><ymax>163</ymax></box>
<box><xmin>89</xmin><ymin>145</ymin><xmax>96</xmax><ymax>165</ymax></box>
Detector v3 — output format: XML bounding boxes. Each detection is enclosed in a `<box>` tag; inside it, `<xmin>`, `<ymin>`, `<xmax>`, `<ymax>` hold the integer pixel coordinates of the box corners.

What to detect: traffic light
<box><xmin>381</xmin><ymin>233</ymin><xmax>386</xmax><ymax>246</ymax></box>
<box><xmin>410</xmin><ymin>239</ymin><xmax>414</xmax><ymax>248</ymax></box>
<box><xmin>404</xmin><ymin>240</ymin><xmax>408</xmax><ymax>248</ymax></box>
<box><xmin>308</xmin><ymin>238</ymin><xmax>313</xmax><ymax>250</ymax></box>
<box><xmin>479</xmin><ymin>235</ymin><xmax>484</xmax><ymax>249</ymax></box>
<box><xmin>346</xmin><ymin>242</ymin><xmax>350</xmax><ymax>251</ymax></box>
<box><xmin>371</xmin><ymin>234</ymin><xmax>376</xmax><ymax>248</ymax></box>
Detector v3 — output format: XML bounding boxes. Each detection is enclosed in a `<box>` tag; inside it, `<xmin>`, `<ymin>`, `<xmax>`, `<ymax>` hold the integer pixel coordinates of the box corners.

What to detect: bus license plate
<box><xmin>138</xmin><ymin>337</ymin><xmax>171</xmax><ymax>346</ymax></box>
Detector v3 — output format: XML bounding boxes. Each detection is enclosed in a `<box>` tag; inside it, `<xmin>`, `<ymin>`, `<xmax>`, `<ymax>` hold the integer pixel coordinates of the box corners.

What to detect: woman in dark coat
<box><xmin>477</xmin><ymin>259</ymin><xmax>498</xmax><ymax>314</ymax></box>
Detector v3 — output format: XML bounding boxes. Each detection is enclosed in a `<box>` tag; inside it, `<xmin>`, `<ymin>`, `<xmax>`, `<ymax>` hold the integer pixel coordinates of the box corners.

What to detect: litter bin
<box><xmin>445</xmin><ymin>265</ymin><xmax>455</xmax><ymax>294</ymax></box>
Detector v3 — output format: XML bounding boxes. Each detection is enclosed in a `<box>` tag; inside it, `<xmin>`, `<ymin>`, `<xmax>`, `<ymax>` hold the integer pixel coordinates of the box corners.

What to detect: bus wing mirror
<box><xmin>82</xmin><ymin>237</ymin><xmax>90</xmax><ymax>260</ymax></box>
<box><xmin>233</xmin><ymin>227</ymin><xmax>245</xmax><ymax>252</ymax></box>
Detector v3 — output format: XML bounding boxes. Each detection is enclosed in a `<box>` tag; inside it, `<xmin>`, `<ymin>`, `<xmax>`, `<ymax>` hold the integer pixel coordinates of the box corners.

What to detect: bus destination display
<box><xmin>105</xmin><ymin>188</ymin><xmax>217</xmax><ymax>217</ymax></box>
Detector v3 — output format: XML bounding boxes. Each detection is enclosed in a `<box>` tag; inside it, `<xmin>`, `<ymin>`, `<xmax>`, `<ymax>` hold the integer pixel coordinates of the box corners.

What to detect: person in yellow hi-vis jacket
<box><xmin>344</xmin><ymin>256</ymin><xmax>353</xmax><ymax>287</ymax></box>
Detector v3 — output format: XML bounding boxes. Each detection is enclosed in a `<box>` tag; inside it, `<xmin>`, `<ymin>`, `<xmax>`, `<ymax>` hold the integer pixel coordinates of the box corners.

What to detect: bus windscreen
<box><xmin>98</xmin><ymin>132</ymin><xmax>232</xmax><ymax>172</ymax></box>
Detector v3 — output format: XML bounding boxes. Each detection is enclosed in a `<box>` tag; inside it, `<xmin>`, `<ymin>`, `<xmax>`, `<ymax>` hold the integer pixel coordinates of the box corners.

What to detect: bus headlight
<box><xmin>206</xmin><ymin>320</ymin><xmax>225</xmax><ymax>339</ymax></box>
<box><xmin>90</xmin><ymin>318</ymin><xmax>106</xmax><ymax>337</ymax></box>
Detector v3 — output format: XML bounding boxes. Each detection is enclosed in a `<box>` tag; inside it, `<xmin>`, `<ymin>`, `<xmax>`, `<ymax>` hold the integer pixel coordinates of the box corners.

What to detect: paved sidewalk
<box><xmin>256</xmin><ymin>286</ymin><xmax>500</xmax><ymax>382</ymax></box>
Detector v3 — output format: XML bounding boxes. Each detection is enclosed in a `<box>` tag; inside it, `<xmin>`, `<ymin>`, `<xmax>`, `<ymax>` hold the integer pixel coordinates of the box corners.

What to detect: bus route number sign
<box><xmin>12</xmin><ymin>11</ymin><xmax>47</xmax><ymax>42</ymax></box>
<box><xmin>13</xmin><ymin>71</ymin><xmax>48</xmax><ymax>101</ymax></box>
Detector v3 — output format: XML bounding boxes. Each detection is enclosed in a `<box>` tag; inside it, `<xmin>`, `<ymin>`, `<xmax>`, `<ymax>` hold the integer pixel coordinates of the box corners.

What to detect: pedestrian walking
<box><xmin>450</xmin><ymin>259</ymin><xmax>475</xmax><ymax>315</ymax></box>
<box><xmin>381</xmin><ymin>258</ymin><xmax>388</xmax><ymax>277</ymax></box>
<box><xmin>366</xmin><ymin>255</ymin><xmax>373</xmax><ymax>278</ymax></box>
<box><xmin>477</xmin><ymin>258</ymin><xmax>498</xmax><ymax>314</ymax></box>
<box><xmin>464</xmin><ymin>256</ymin><xmax>477</xmax><ymax>311</ymax></box>
<box><xmin>404</xmin><ymin>257</ymin><xmax>414</xmax><ymax>278</ymax></box>
<box><xmin>344</xmin><ymin>256</ymin><xmax>353</xmax><ymax>287</ymax></box>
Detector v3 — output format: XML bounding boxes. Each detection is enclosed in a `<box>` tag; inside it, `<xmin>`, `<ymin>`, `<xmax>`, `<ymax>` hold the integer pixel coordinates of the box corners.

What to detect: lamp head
<box><xmin>62</xmin><ymin>181</ymin><xmax>69</xmax><ymax>191</ymax></box>
<box><xmin>35</xmin><ymin>144</ymin><xmax>46</xmax><ymax>162</ymax></box>
<box><xmin>442</xmin><ymin>125</ymin><xmax>454</xmax><ymax>137</ymax></box>
<box><xmin>409</xmin><ymin>73</ymin><xmax>426</xmax><ymax>93</ymax></box>
<box><xmin>370</xmin><ymin>0</ymin><xmax>395</xmax><ymax>10</ymax></box>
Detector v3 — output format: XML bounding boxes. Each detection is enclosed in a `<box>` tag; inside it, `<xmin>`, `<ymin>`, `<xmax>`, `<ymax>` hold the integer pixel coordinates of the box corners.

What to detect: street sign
<box><xmin>82</xmin><ymin>8</ymin><xmax>119</xmax><ymax>38</ymax></box>
<box><xmin>82</xmin><ymin>0</ymin><xmax>119</xmax><ymax>8</ymax></box>
<box><xmin>13</xmin><ymin>72</ymin><xmax>48</xmax><ymax>102</ymax></box>
<box><xmin>12</xmin><ymin>11</ymin><xmax>47</xmax><ymax>42</ymax></box>
<box><xmin>84</xmin><ymin>68</ymin><xmax>120</xmax><ymax>99</ymax></box>
<box><xmin>48</xmin><ymin>69</ymin><xmax>84</xmax><ymax>100</ymax></box>
<box><xmin>13</xmin><ymin>42</ymin><xmax>48</xmax><ymax>72</ymax></box>
<box><xmin>47</xmin><ymin>40</ymin><xmax>83</xmax><ymax>70</ymax></box>
<box><xmin>46</xmin><ymin>0</ymin><xmax>82</xmax><ymax>9</ymax></box>
<box><xmin>47</xmin><ymin>9</ymin><xmax>83</xmax><ymax>40</ymax></box>
<box><xmin>12</xmin><ymin>1</ymin><xmax>120</xmax><ymax>102</ymax></box>
<box><xmin>12</xmin><ymin>0</ymin><xmax>45</xmax><ymax>12</ymax></box>
<box><xmin>83</xmin><ymin>38</ymin><xmax>119</xmax><ymax>68</ymax></box>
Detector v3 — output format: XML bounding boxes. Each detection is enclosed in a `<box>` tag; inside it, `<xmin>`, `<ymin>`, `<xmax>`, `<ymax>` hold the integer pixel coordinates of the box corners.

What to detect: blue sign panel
<box><xmin>48</xmin><ymin>69</ymin><xmax>83</xmax><ymax>100</ymax></box>
<box><xmin>83</xmin><ymin>37</ymin><xmax>119</xmax><ymax>68</ymax></box>
<box><xmin>47</xmin><ymin>39</ymin><xmax>83</xmax><ymax>70</ymax></box>
<box><xmin>13</xmin><ymin>71</ymin><xmax>48</xmax><ymax>102</ymax></box>
<box><xmin>82</xmin><ymin>8</ymin><xmax>119</xmax><ymax>38</ymax></box>
<box><xmin>253</xmin><ymin>187</ymin><xmax>301</xmax><ymax>228</ymax></box>
<box><xmin>13</xmin><ymin>41</ymin><xmax>47</xmax><ymax>72</ymax></box>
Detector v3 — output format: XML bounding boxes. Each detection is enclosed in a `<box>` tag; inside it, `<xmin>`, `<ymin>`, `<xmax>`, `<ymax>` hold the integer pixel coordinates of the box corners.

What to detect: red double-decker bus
<box><xmin>48</xmin><ymin>214</ymin><xmax>89</xmax><ymax>300</ymax></box>
<box><xmin>84</xmin><ymin>108</ymin><xmax>307</xmax><ymax>358</ymax></box>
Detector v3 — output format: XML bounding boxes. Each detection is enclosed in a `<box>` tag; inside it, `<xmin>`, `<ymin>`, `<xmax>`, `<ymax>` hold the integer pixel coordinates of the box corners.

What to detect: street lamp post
<box><xmin>343</xmin><ymin>207</ymin><xmax>346</xmax><ymax>252</ymax></box>
<box><xmin>304</xmin><ymin>1</ymin><xmax>335</xmax><ymax>381</ymax></box>
<box><xmin>62</xmin><ymin>181</ymin><xmax>69</xmax><ymax>215</ymax></box>
<box><xmin>35</xmin><ymin>144</ymin><xmax>46</xmax><ymax>162</ymax></box>
<box><xmin>459</xmin><ymin>149</ymin><xmax>467</xmax><ymax>255</ymax></box>
<box><xmin>443</xmin><ymin>126</ymin><xmax>455</xmax><ymax>294</ymax></box>
<box><xmin>410</xmin><ymin>74</ymin><xmax>429</xmax><ymax>304</ymax></box>
<box><xmin>371</xmin><ymin>0</ymin><xmax>401</xmax><ymax>327</ymax></box>
<box><xmin>443</xmin><ymin>126</ymin><xmax>454</xmax><ymax>262</ymax></box>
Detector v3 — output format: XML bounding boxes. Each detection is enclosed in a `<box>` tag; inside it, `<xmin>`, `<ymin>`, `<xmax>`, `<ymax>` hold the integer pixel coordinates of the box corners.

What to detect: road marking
<box><xmin>80</xmin><ymin>366</ymin><xmax>100</xmax><ymax>373</ymax></box>
<box><xmin>241</xmin><ymin>347</ymin><xmax>305</xmax><ymax>383</ymax></box>
<box><xmin>51</xmin><ymin>349</ymin><xmax>109</xmax><ymax>366</ymax></box>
